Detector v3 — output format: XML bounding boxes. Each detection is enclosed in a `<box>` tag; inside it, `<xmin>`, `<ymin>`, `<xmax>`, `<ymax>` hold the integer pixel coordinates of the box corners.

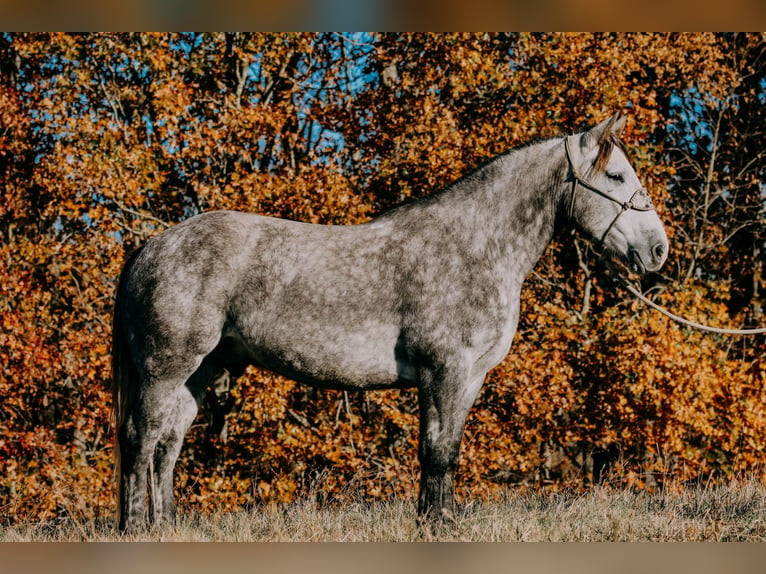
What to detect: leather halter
<box><xmin>564</xmin><ymin>136</ymin><xmax>656</xmax><ymax>245</ymax></box>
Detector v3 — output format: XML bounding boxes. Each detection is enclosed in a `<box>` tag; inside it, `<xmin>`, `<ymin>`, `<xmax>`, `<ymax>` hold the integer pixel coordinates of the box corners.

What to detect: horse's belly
<box><xmin>250</xmin><ymin>321</ymin><xmax>413</xmax><ymax>390</ymax></box>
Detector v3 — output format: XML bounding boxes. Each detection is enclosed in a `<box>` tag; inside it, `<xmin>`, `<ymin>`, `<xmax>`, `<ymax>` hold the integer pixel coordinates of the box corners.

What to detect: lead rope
<box><xmin>614</xmin><ymin>272</ymin><xmax>766</xmax><ymax>335</ymax></box>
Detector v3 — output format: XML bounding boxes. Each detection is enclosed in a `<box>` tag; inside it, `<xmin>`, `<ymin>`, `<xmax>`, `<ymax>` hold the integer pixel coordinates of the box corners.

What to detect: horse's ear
<box><xmin>588</xmin><ymin>112</ymin><xmax>627</xmax><ymax>145</ymax></box>
<box><xmin>610</xmin><ymin>112</ymin><xmax>627</xmax><ymax>137</ymax></box>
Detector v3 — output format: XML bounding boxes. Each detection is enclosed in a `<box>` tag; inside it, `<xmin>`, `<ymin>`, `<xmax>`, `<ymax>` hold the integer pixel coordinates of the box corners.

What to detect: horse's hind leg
<box><xmin>118</xmin><ymin>380</ymin><xmax>178</xmax><ymax>532</ymax></box>
<box><xmin>148</xmin><ymin>358</ymin><xmax>225</xmax><ymax>526</ymax></box>
<box><xmin>117</xmin><ymin>420</ymin><xmax>149</xmax><ymax>533</ymax></box>
<box><xmin>149</xmin><ymin>387</ymin><xmax>200</xmax><ymax>525</ymax></box>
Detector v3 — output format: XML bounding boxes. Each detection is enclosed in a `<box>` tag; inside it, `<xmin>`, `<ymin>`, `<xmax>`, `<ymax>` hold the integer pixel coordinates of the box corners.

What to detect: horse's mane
<box><xmin>373</xmin><ymin>130</ymin><xmax>632</xmax><ymax>220</ymax></box>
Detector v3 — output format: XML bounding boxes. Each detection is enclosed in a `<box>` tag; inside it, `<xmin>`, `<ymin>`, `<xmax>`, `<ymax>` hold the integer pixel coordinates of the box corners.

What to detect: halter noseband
<box><xmin>564</xmin><ymin>136</ymin><xmax>655</xmax><ymax>245</ymax></box>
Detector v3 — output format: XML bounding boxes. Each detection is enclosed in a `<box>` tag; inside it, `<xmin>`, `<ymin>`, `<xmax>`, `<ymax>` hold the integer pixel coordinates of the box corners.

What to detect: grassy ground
<box><xmin>3</xmin><ymin>478</ymin><xmax>765</xmax><ymax>541</ymax></box>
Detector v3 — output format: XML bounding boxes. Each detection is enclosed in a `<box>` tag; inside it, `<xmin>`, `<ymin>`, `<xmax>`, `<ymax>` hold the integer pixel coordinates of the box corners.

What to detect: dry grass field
<box><xmin>3</xmin><ymin>478</ymin><xmax>765</xmax><ymax>542</ymax></box>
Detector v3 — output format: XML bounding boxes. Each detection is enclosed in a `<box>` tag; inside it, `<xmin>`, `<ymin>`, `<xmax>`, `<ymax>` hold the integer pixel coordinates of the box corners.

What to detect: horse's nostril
<box><xmin>652</xmin><ymin>243</ymin><xmax>666</xmax><ymax>261</ymax></box>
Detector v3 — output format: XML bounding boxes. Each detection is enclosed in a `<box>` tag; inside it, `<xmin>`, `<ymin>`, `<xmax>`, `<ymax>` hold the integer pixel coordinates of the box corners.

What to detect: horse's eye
<box><xmin>606</xmin><ymin>172</ymin><xmax>625</xmax><ymax>183</ymax></box>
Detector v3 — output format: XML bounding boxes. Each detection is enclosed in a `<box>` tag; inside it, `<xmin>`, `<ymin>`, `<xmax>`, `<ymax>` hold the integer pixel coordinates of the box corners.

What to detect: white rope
<box><xmin>617</xmin><ymin>275</ymin><xmax>766</xmax><ymax>335</ymax></box>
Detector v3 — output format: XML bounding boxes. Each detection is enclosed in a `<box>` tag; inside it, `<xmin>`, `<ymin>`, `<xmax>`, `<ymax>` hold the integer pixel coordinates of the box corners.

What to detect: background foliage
<box><xmin>1</xmin><ymin>32</ymin><xmax>764</xmax><ymax>524</ymax></box>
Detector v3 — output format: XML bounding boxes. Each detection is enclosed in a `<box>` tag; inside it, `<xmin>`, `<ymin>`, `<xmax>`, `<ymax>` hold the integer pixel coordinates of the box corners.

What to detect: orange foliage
<box><xmin>1</xmin><ymin>33</ymin><xmax>764</xmax><ymax>524</ymax></box>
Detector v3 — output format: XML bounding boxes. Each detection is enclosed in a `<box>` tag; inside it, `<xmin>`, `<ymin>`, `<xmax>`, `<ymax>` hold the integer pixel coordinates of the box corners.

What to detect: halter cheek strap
<box><xmin>564</xmin><ymin>136</ymin><xmax>656</xmax><ymax>245</ymax></box>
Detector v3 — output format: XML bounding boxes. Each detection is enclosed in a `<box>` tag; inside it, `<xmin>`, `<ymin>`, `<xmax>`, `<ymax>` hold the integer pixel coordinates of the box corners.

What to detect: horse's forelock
<box><xmin>593</xmin><ymin>134</ymin><xmax>632</xmax><ymax>174</ymax></box>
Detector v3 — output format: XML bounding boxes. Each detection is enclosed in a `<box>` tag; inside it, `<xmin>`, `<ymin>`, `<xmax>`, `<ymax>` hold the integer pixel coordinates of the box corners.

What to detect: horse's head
<box><xmin>565</xmin><ymin>113</ymin><xmax>668</xmax><ymax>274</ymax></box>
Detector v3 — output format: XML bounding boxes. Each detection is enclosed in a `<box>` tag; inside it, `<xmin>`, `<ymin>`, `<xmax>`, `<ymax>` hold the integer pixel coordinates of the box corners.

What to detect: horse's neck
<box><xmin>435</xmin><ymin>138</ymin><xmax>566</xmax><ymax>280</ymax></box>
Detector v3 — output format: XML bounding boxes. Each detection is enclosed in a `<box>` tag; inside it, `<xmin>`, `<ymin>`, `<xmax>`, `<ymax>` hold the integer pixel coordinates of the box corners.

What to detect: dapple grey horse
<box><xmin>112</xmin><ymin>113</ymin><xmax>668</xmax><ymax>532</ymax></box>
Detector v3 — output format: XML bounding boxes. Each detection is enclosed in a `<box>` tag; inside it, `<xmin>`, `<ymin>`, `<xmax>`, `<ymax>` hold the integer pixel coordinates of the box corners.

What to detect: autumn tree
<box><xmin>1</xmin><ymin>33</ymin><xmax>763</xmax><ymax>524</ymax></box>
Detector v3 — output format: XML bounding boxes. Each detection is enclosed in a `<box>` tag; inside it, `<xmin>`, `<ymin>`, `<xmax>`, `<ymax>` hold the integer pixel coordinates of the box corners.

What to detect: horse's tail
<box><xmin>111</xmin><ymin>247</ymin><xmax>142</xmax><ymax>529</ymax></box>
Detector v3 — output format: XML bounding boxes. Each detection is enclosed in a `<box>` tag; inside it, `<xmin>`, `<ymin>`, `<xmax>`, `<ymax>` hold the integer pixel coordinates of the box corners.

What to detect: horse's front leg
<box><xmin>416</xmin><ymin>368</ymin><xmax>485</xmax><ymax>522</ymax></box>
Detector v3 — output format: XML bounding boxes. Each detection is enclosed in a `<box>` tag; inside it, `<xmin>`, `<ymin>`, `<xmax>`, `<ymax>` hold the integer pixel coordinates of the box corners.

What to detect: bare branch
<box><xmin>112</xmin><ymin>199</ymin><xmax>171</xmax><ymax>229</ymax></box>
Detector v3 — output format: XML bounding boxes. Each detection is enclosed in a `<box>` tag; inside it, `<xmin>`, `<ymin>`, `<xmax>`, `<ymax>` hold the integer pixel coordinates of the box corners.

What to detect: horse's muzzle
<box><xmin>629</xmin><ymin>236</ymin><xmax>668</xmax><ymax>274</ymax></box>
